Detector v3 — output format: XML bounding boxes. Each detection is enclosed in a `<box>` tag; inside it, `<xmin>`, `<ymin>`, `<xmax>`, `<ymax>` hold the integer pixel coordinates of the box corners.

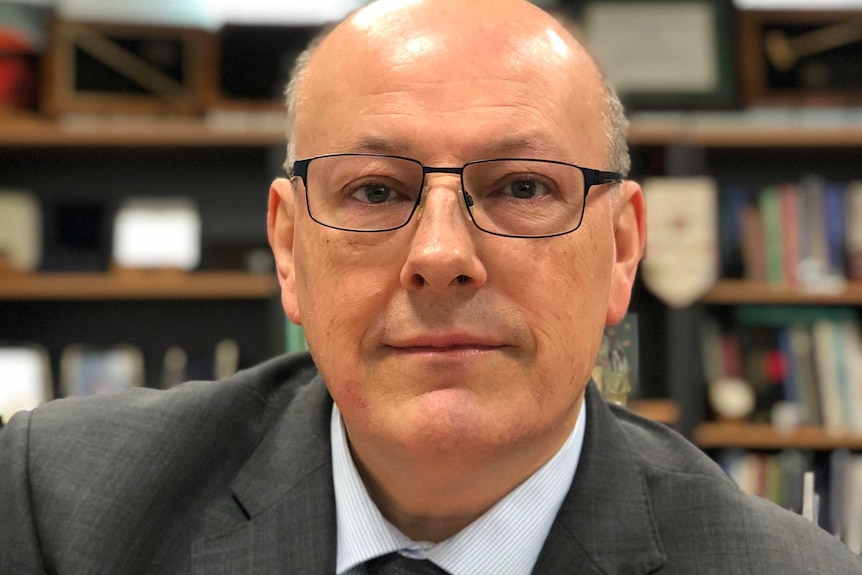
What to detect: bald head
<box><xmin>334</xmin><ymin>0</ymin><xmax>588</xmax><ymax>71</ymax></box>
<box><xmin>283</xmin><ymin>0</ymin><xmax>629</xmax><ymax>175</ymax></box>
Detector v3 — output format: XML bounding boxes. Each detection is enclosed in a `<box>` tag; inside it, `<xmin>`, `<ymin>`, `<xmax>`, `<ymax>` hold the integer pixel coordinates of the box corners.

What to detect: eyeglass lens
<box><xmin>301</xmin><ymin>155</ymin><xmax>587</xmax><ymax>237</ymax></box>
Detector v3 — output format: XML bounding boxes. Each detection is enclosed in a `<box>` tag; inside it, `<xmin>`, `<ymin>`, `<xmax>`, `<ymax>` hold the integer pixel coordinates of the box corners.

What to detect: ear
<box><xmin>268</xmin><ymin>178</ymin><xmax>302</xmax><ymax>325</ymax></box>
<box><xmin>606</xmin><ymin>180</ymin><xmax>646</xmax><ymax>326</ymax></box>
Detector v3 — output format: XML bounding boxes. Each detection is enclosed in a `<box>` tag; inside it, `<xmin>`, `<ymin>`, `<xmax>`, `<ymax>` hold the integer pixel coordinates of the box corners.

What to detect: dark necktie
<box><xmin>365</xmin><ymin>552</ymin><xmax>450</xmax><ymax>575</ymax></box>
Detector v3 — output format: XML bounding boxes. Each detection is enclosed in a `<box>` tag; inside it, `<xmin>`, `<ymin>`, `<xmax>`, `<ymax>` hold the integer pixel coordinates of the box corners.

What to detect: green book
<box><xmin>759</xmin><ymin>186</ymin><xmax>783</xmax><ymax>285</ymax></box>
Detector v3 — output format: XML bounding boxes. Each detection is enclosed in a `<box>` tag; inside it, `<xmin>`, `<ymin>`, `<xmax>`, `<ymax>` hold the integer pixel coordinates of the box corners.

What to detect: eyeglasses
<box><xmin>288</xmin><ymin>153</ymin><xmax>623</xmax><ymax>239</ymax></box>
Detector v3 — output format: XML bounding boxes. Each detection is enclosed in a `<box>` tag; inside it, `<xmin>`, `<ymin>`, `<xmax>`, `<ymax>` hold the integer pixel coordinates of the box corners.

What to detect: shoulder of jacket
<box><xmin>21</xmin><ymin>352</ymin><xmax>320</xmax><ymax>455</ymax></box>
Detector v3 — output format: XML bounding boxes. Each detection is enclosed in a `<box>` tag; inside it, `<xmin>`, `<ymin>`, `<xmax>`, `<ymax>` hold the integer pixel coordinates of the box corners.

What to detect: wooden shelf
<box><xmin>4</xmin><ymin>111</ymin><xmax>862</xmax><ymax>149</ymax></box>
<box><xmin>627</xmin><ymin>113</ymin><xmax>862</xmax><ymax>148</ymax></box>
<box><xmin>0</xmin><ymin>271</ymin><xmax>278</xmax><ymax>300</ymax></box>
<box><xmin>0</xmin><ymin>113</ymin><xmax>286</xmax><ymax>148</ymax></box>
<box><xmin>695</xmin><ymin>422</ymin><xmax>862</xmax><ymax>450</ymax></box>
<box><xmin>628</xmin><ymin>398</ymin><xmax>680</xmax><ymax>426</ymax></box>
<box><xmin>702</xmin><ymin>280</ymin><xmax>862</xmax><ymax>305</ymax></box>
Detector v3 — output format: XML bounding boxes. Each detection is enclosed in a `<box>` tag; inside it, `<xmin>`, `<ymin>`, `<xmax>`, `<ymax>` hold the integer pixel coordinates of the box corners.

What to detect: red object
<box><xmin>765</xmin><ymin>349</ymin><xmax>786</xmax><ymax>384</ymax></box>
<box><xmin>0</xmin><ymin>30</ymin><xmax>38</xmax><ymax>110</ymax></box>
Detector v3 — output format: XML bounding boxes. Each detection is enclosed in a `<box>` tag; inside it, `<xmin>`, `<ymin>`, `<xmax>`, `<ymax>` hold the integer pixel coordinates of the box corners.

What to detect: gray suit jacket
<box><xmin>1</xmin><ymin>353</ymin><xmax>859</xmax><ymax>574</ymax></box>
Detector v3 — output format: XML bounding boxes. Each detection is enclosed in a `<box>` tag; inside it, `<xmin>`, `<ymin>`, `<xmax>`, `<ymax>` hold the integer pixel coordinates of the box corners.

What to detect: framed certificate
<box><xmin>578</xmin><ymin>0</ymin><xmax>737</xmax><ymax>109</ymax></box>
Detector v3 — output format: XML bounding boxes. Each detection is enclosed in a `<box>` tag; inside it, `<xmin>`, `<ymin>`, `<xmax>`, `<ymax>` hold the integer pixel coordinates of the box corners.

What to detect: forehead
<box><xmin>296</xmin><ymin>13</ymin><xmax>607</xmax><ymax>165</ymax></box>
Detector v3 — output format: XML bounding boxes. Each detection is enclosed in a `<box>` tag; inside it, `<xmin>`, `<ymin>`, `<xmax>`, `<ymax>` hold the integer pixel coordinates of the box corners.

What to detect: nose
<box><xmin>399</xmin><ymin>176</ymin><xmax>488</xmax><ymax>294</ymax></box>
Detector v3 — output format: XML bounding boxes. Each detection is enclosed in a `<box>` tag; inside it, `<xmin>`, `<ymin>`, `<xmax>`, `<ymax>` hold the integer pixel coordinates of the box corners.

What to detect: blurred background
<box><xmin>1</xmin><ymin>0</ymin><xmax>861</xmax><ymax>551</ymax></box>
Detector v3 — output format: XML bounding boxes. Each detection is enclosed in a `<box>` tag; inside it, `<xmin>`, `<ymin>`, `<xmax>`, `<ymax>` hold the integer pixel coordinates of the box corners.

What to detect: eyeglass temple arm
<box><xmin>584</xmin><ymin>168</ymin><xmax>625</xmax><ymax>191</ymax></box>
<box><xmin>287</xmin><ymin>159</ymin><xmax>311</xmax><ymax>180</ymax></box>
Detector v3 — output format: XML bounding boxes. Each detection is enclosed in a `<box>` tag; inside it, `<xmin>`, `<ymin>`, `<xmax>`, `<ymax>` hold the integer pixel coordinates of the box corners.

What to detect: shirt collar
<box><xmin>331</xmin><ymin>398</ymin><xmax>587</xmax><ymax>575</ymax></box>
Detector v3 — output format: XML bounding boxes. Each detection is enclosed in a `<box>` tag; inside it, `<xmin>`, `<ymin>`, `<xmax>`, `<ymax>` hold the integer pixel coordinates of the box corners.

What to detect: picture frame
<box><xmin>576</xmin><ymin>0</ymin><xmax>737</xmax><ymax>110</ymax></box>
<box><xmin>41</xmin><ymin>19</ymin><xmax>212</xmax><ymax>116</ymax></box>
<box><xmin>737</xmin><ymin>10</ymin><xmax>862</xmax><ymax>107</ymax></box>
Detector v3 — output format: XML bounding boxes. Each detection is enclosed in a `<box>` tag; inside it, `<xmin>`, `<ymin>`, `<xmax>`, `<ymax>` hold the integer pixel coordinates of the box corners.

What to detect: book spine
<box><xmin>799</xmin><ymin>176</ymin><xmax>828</xmax><ymax>285</ymax></box>
<box><xmin>846</xmin><ymin>181</ymin><xmax>862</xmax><ymax>281</ymax></box>
<box><xmin>760</xmin><ymin>186</ymin><xmax>784</xmax><ymax>285</ymax></box>
<box><xmin>813</xmin><ymin>319</ymin><xmax>843</xmax><ymax>431</ymax></box>
<box><xmin>824</xmin><ymin>182</ymin><xmax>846</xmax><ymax>280</ymax></box>
<box><xmin>779</xmin><ymin>182</ymin><xmax>800</xmax><ymax>286</ymax></box>
<box><xmin>741</xmin><ymin>203</ymin><xmax>767</xmax><ymax>282</ymax></box>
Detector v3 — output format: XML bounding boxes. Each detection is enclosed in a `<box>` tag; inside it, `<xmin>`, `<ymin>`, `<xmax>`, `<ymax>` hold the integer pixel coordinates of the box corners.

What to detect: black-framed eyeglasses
<box><xmin>288</xmin><ymin>153</ymin><xmax>623</xmax><ymax>239</ymax></box>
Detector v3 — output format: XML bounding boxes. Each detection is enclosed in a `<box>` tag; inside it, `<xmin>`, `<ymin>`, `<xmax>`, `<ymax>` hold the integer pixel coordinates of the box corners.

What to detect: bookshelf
<box><xmin>626</xmin><ymin>109</ymin><xmax>862</xmax><ymax>438</ymax></box>
<box><xmin>628</xmin><ymin>107</ymin><xmax>862</xmax><ymax>550</ymax></box>
<box><xmin>0</xmin><ymin>111</ymin><xmax>286</xmax><ymax>390</ymax></box>
<box><xmin>702</xmin><ymin>280</ymin><xmax>862</xmax><ymax>305</ymax></box>
<box><xmin>0</xmin><ymin>112</ymin><xmax>286</xmax><ymax>148</ymax></box>
<box><xmin>695</xmin><ymin>422</ymin><xmax>862</xmax><ymax>451</ymax></box>
<box><xmin>0</xmin><ymin>271</ymin><xmax>277</xmax><ymax>300</ymax></box>
<box><xmin>627</xmin><ymin>112</ymin><xmax>862</xmax><ymax>148</ymax></box>
<box><xmin>6</xmin><ymin>111</ymin><xmax>862</xmax><ymax>150</ymax></box>
<box><xmin>628</xmin><ymin>398</ymin><xmax>680</xmax><ymax>426</ymax></box>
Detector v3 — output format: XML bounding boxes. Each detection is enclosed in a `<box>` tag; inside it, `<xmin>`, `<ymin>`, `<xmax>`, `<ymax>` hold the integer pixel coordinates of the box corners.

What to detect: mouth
<box><xmin>386</xmin><ymin>335</ymin><xmax>505</xmax><ymax>356</ymax></box>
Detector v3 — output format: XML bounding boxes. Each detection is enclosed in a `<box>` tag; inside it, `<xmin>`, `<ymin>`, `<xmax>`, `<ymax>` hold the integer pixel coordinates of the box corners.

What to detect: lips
<box><xmin>386</xmin><ymin>333</ymin><xmax>504</xmax><ymax>352</ymax></box>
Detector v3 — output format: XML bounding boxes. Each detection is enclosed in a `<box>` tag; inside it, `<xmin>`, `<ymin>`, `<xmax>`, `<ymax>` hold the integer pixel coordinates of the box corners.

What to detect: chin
<box><xmin>394</xmin><ymin>391</ymin><xmax>535</xmax><ymax>450</ymax></box>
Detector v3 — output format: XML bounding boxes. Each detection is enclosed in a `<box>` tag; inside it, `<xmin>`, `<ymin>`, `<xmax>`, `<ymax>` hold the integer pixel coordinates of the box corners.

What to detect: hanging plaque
<box><xmin>642</xmin><ymin>177</ymin><xmax>719</xmax><ymax>308</ymax></box>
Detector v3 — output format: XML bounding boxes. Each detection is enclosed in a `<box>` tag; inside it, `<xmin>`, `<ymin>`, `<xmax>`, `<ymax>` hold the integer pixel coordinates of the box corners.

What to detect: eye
<box><xmin>352</xmin><ymin>183</ymin><xmax>394</xmax><ymax>204</ymax></box>
<box><xmin>507</xmin><ymin>178</ymin><xmax>548</xmax><ymax>199</ymax></box>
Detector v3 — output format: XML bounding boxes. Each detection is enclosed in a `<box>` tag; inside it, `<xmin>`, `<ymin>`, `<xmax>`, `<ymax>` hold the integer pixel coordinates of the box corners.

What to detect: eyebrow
<box><xmin>349</xmin><ymin>133</ymin><xmax>570</xmax><ymax>161</ymax></box>
<box><xmin>352</xmin><ymin>136</ymin><xmax>406</xmax><ymax>155</ymax></box>
<box><xmin>477</xmin><ymin>135</ymin><xmax>567</xmax><ymax>159</ymax></box>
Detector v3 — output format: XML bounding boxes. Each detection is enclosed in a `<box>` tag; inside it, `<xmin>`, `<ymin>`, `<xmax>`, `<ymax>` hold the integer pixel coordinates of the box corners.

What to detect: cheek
<box><xmin>293</xmin><ymin>230</ymin><xmax>396</xmax><ymax>371</ymax></box>
<box><xmin>512</xmin><ymin>229</ymin><xmax>613</xmax><ymax>380</ymax></box>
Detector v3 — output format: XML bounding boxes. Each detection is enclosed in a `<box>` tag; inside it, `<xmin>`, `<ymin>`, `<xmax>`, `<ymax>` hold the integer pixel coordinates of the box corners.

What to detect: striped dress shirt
<box><xmin>331</xmin><ymin>399</ymin><xmax>586</xmax><ymax>575</ymax></box>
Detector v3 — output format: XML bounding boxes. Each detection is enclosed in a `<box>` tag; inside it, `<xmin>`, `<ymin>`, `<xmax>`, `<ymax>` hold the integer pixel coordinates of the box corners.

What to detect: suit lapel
<box><xmin>533</xmin><ymin>383</ymin><xmax>666</xmax><ymax>575</ymax></box>
<box><xmin>189</xmin><ymin>374</ymin><xmax>666</xmax><ymax>573</ymax></box>
<box><xmin>191</xmin><ymin>376</ymin><xmax>337</xmax><ymax>574</ymax></box>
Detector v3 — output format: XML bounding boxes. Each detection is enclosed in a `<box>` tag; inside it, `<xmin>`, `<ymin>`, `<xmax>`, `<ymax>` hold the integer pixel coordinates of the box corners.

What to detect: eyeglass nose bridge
<box><xmin>413</xmin><ymin>165</ymin><xmax>478</xmax><ymax>226</ymax></box>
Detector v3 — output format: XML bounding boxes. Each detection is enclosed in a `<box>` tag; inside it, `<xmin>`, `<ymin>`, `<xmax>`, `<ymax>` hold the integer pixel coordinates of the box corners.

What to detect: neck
<box><xmin>347</xmin><ymin>401</ymin><xmax>581</xmax><ymax>542</ymax></box>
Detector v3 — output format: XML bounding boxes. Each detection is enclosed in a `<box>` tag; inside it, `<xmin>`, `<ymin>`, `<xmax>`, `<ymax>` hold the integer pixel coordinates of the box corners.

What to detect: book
<box><xmin>798</xmin><ymin>176</ymin><xmax>830</xmax><ymax>286</ymax></box>
<box><xmin>846</xmin><ymin>181</ymin><xmax>862</xmax><ymax>281</ymax></box>
<box><xmin>719</xmin><ymin>185</ymin><xmax>749</xmax><ymax>278</ymax></box>
<box><xmin>778</xmin><ymin>182</ymin><xmax>800</xmax><ymax>285</ymax></box>
<box><xmin>759</xmin><ymin>185</ymin><xmax>783</xmax><ymax>284</ymax></box>
<box><xmin>840</xmin><ymin>320</ymin><xmax>862</xmax><ymax>433</ymax></box>
<box><xmin>813</xmin><ymin>319</ymin><xmax>843</xmax><ymax>431</ymax></box>
<box><xmin>823</xmin><ymin>182</ymin><xmax>846</xmax><ymax>281</ymax></box>
<box><xmin>779</xmin><ymin>449</ymin><xmax>812</xmax><ymax>515</ymax></box>
<box><xmin>829</xmin><ymin>449</ymin><xmax>851</xmax><ymax>539</ymax></box>
<box><xmin>740</xmin><ymin>202</ymin><xmax>766</xmax><ymax>282</ymax></box>
<box><xmin>845</xmin><ymin>455</ymin><xmax>862</xmax><ymax>554</ymax></box>
<box><xmin>789</xmin><ymin>323</ymin><xmax>823</xmax><ymax>427</ymax></box>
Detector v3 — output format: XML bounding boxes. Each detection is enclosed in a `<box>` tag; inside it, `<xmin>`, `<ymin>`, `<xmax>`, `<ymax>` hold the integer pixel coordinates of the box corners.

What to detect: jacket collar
<box><xmin>533</xmin><ymin>382</ymin><xmax>666</xmax><ymax>574</ymax></box>
<box><xmin>191</xmin><ymin>375</ymin><xmax>337</xmax><ymax>574</ymax></box>
<box><xmin>191</xmin><ymin>371</ymin><xmax>665</xmax><ymax>574</ymax></box>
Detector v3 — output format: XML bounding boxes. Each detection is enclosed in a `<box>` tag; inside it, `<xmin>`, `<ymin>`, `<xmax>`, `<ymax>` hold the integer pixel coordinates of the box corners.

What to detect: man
<box><xmin>1</xmin><ymin>0</ymin><xmax>859</xmax><ymax>573</ymax></box>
